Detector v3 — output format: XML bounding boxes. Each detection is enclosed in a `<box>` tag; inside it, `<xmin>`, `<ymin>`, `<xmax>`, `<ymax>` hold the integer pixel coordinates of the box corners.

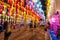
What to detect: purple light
<box><xmin>49</xmin><ymin>13</ymin><xmax>60</xmax><ymax>35</ymax></box>
<box><xmin>49</xmin><ymin>15</ymin><xmax>59</xmax><ymax>25</ymax></box>
<box><xmin>49</xmin><ymin>17</ymin><xmax>56</xmax><ymax>23</ymax></box>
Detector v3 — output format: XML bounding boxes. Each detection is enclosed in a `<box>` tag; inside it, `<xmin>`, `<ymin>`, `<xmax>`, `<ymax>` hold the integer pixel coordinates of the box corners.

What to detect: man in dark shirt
<box><xmin>30</xmin><ymin>20</ymin><xmax>33</xmax><ymax>28</ymax></box>
<box><xmin>4</xmin><ymin>21</ymin><xmax>8</xmax><ymax>30</ymax></box>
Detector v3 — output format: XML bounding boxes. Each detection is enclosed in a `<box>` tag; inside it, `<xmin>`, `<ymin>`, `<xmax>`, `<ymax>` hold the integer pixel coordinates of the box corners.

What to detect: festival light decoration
<box><xmin>0</xmin><ymin>4</ymin><xmax>2</xmax><ymax>13</ymax></box>
<box><xmin>32</xmin><ymin>0</ymin><xmax>39</xmax><ymax>3</ymax></box>
<box><xmin>50</xmin><ymin>17</ymin><xmax>56</xmax><ymax>22</ymax></box>
<box><xmin>8</xmin><ymin>0</ymin><xmax>14</xmax><ymax>6</ymax></box>
<box><xmin>0</xmin><ymin>0</ymin><xmax>46</xmax><ymax>24</ymax></box>
<box><xmin>46</xmin><ymin>0</ymin><xmax>55</xmax><ymax>19</ymax></box>
<box><xmin>2</xmin><ymin>10</ymin><xmax>6</xmax><ymax>14</ymax></box>
<box><xmin>32</xmin><ymin>0</ymin><xmax>45</xmax><ymax>20</ymax></box>
<box><xmin>49</xmin><ymin>13</ymin><xmax>60</xmax><ymax>35</ymax></box>
<box><xmin>0</xmin><ymin>8</ymin><xmax>2</xmax><ymax>13</ymax></box>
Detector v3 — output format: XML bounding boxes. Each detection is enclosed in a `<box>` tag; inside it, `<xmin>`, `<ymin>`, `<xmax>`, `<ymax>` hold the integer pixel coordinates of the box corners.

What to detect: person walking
<box><xmin>30</xmin><ymin>21</ymin><xmax>33</xmax><ymax>28</ymax></box>
<box><xmin>4</xmin><ymin>21</ymin><xmax>11</xmax><ymax>40</ymax></box>
<box><xmin>34</xmin><ymin>21</ymin><xmax>36</xmax><ymax>28</ymax></box>
<box><xmin>29</xmin><ymin>20</ymin><xmax>33</xmax><ymax>31</ymax></box>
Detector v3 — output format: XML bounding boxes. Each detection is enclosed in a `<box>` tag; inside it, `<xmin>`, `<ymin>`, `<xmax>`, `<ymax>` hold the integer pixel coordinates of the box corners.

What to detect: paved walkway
<box><xmin>0</xmin><ymin>26</ymin><xmax>49</xmax><ymax>40</ymax></box>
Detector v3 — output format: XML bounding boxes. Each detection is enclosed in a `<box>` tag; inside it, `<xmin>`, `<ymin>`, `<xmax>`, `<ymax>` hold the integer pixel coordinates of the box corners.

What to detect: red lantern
<box><xmin>0</xmin><ymin>4</ymin><xmax>2</xmax><ymax>14</ymax></box>
<box><xmin>15</xmin><ymin>4</ymin><xmax>18</xmax><ymax>10</ymax></box>
<box><xmin>8</xmin><ymin>0</ymin><xmax>13</xmax><ymax>6</ymax></box>
<box><xmin>12</xmin><ymin>9</ymin><xmax>14</xmax><ymax>16</ymax></box>
<box><xmin>15</xmin><ymin>0</ymin><xmax>18</xmax><ymax>4</ymax></box>
<box><xmin>0</xmin><ymin>8</ymin><xmax>2</xmax><ymax>14</ymax></box>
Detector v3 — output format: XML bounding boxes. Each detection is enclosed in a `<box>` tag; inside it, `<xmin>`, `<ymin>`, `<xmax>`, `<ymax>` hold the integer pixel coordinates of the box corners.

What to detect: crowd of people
<box><xmin>1</xmin><ymin>17</ymin><xmax>59</xmax><ymax>40</ymax></box>
<box><xmin>0</xmin><ymin>17</ymin><xmax>47</xmax><ymax>40</ymax></box>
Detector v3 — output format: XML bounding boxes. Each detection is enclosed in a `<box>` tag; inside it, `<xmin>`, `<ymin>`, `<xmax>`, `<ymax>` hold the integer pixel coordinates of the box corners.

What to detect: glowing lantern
<box><xmin>0</xmin><ymin>4</ymin><xmax>2</xmax><ymax>13</ymax></box>
<box><xmin>15</xmin><ymin>4</ymin><xmax>18</xmax><ymax>10</ymax></box>
<box><xmin>15</xmin><ymin>0</ymin><xmax>18</xmax><ymax>4</ymax></box>
<box><xmin>0</xmin><ymin>8</ymin><xmax>2</xmax><ymax>13</ymax></box>
<box><xmin>20</xmin><ymin>0</ymin><xmax>24</xmax><ymax>6</ymax></box>
<box><xmin>8</xmin><ymin>0</ymin><xmax>13</xmax><ymax>6</ymax></box>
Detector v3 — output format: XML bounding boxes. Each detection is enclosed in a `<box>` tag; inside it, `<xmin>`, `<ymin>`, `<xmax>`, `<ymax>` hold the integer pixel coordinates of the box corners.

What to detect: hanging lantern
<box><xmin>8</xmin><ymin>0</ymin><xmax>13</xmax><ymax>6</ymax></box>
<box><xmin>20</xmin><ymin>0</ymin><xmax>24</xmax><ymax>6</ymax></box>
<box><xmin>0</xmin><ymin>8</ymin><xmax>2</xmax><ymax>14</ymax></box>
<box><xmin>15</xmin><ymin>4</ymin><xmax>19</xmax><ymax>10</ymax></box>
<box><xmin>0</xmin><ymin>4</ymin><xmax>2</xmax><ymax>14</ymax></box>
<box><xmin>15</xmin><ymin>0</ymin><xmax>18</xmax><ymax>4</ymax></box>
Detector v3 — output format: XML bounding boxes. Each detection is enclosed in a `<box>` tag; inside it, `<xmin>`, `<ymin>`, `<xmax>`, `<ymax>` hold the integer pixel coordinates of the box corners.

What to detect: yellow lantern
<box><xmin>46</xmin><ymin>0</ymin><xmax>50</xmax><ymax>14</ymax></box>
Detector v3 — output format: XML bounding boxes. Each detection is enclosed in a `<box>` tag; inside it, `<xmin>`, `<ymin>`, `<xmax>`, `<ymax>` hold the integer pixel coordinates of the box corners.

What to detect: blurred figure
<box><xmin>4</xmin><ymin>21</ymin><xmax>11</xmax><ymax>40</ymax></box>
<box><xmin>44</xmin><ymin>28</ymin><xmax>51</xmax><ymax>40</ymax></box>
<box><xmin>46</xmin><ymin>22</ymin><xmax>50</xmax><ymax>29</ymax></box>
<box><xmin>45</xmin><ymin>21</ymin><xmax>52</xmax><ymax>40</ymax></box>
<box><xmin>57</xmin><ymin>26</ymin><xmax>60</xmax><ymax>40</ymax></box>
<box><xmin>29</xmin><ymin>20</ymin><xmax>33</xmax><ymax>31</ymax></box>
<box><xmin>10</xmin><ymin>21</ymin><xmax>13</xmax><ymax>29</ymax></box>
<box><xmin>13</xmin><ymin>21</ymin><xmax>16</xmax><ymax>29</ymax></box>
<box><xmin>34</xmin><ymin>21</ymin><xmax>36</xmax><ymax>28</ymax></box>
<box><xmin>30</xmin><ymin>20</ymin><xmax>33</xmax><ymax>28</ymax></box>
<box><xmin>0</xmin><ymin>19</ymin><xmax>4</xmax><ymax>33</ymax></box>
<box><xmin>0</xmin><ymin>25</ymin><xmax>3</xmax><ymax>33</ymax></box>
<box><xmin>4</xmin><ymin>20</ymin><xmax>8</xmax><ymax>30</ymax></box>
<box><xmin>39</xmin><ymin>19</ymin><xmax>44</xmax><ymax>27</ymax></box>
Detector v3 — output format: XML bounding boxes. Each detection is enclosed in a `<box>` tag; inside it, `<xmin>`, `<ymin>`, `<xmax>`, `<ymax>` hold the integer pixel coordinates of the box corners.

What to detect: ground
<box><xmin>0</xmin><ymin>26</ymin><xmax>46</xmax><ymax>40</ymax></box>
